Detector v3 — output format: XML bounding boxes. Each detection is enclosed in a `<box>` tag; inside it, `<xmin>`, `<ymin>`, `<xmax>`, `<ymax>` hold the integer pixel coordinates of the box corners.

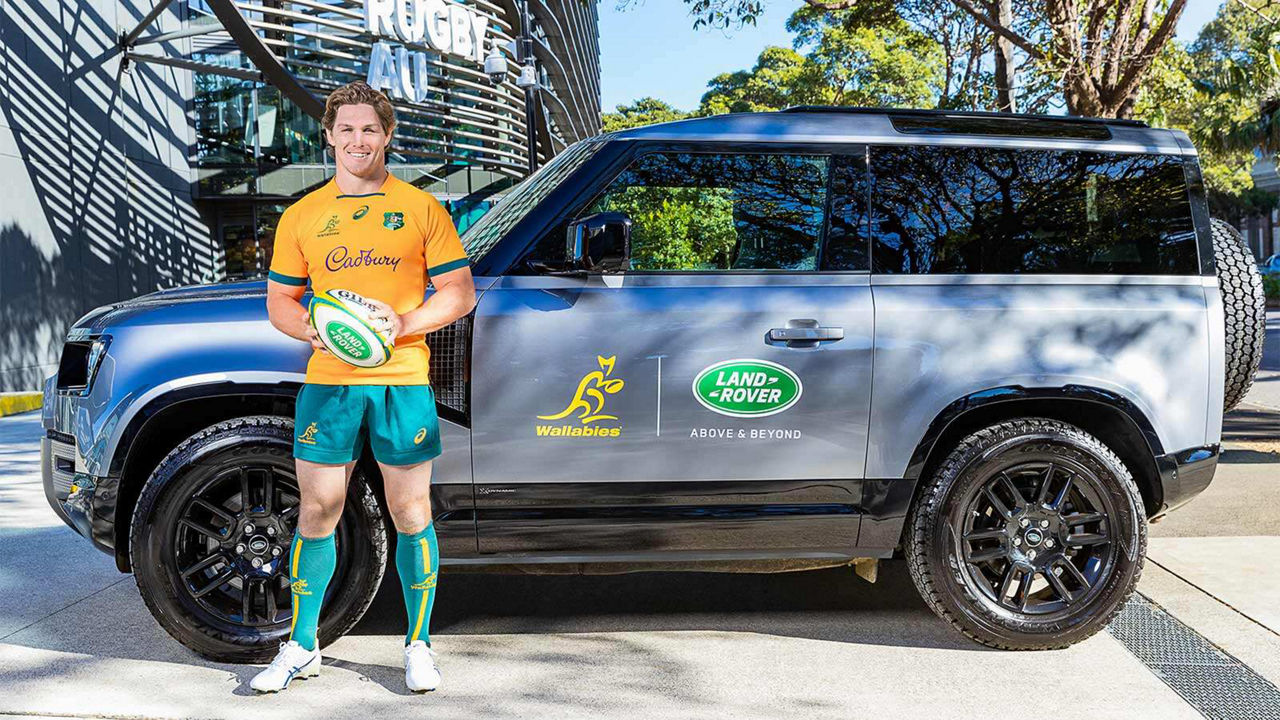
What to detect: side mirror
<box><xmin>566</xmin><ymin>212</ymin><xmax>631</xmax><ymax>273</ymax></box>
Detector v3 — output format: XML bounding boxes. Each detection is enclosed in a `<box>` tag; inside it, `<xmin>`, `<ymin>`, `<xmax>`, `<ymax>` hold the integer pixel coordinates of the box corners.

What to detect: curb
<box><xmin>0</xmin><ymin>392</ymin><xmax>42</xmax><ymax>418</ymax></box>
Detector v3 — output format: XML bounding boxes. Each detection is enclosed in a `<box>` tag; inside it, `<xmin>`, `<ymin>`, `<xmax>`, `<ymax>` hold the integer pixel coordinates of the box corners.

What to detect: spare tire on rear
<box><xmin>1211</xmin><ymin>218</ymin><xmax>1266</xmax><ymax>412</ymax></box>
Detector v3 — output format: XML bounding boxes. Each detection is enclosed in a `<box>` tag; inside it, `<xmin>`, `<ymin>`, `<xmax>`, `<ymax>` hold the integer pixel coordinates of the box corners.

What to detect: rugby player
<box><xmin>253</xmin><ymin>81</ymin><xmax>475</xmax><ymax>693</ymax></box>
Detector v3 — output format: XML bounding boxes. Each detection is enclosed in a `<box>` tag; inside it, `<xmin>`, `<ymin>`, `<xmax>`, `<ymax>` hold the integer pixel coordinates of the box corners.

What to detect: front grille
<box><xmin>425</xmin><ymin>314</ymin><xmax>471</xmax><ymax>421</ymax></box>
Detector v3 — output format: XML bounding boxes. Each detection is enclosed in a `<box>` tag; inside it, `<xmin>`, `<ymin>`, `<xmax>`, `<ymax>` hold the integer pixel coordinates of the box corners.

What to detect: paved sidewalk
<box><xmin>2</xmin><ymin>389</ymin><xmax>1278</xmax><ymax>719</ymax></box>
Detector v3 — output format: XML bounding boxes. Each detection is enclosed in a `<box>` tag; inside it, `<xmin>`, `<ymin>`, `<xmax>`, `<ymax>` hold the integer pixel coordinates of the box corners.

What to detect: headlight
<box><xmin>55</xmin><ymin>335</ymin><xmax>110</xmax><ymax>394</ymax></box>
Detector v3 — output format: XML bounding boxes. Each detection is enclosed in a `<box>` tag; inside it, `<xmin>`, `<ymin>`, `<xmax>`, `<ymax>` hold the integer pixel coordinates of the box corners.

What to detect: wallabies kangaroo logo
<box><xmin>539</xmin><ymin>355</ymin><xmax>626</xmax><ymax>424</ymax></box>
<box><xmin>297</xmin><ymin>422</ymin><xmax>319</xmax><ymax>445</ymax></box>
<box><xmin>410</xmin><ymin>572</ymin><xmax>437</xmax><ymax>590</ymax></box>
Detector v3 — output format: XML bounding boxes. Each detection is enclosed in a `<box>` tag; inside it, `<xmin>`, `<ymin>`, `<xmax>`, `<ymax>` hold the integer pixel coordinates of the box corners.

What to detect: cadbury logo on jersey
<box><xmin>325</xmin><ymin>246</ymin><xmax>403</xmax><ymax>272</ymax></box>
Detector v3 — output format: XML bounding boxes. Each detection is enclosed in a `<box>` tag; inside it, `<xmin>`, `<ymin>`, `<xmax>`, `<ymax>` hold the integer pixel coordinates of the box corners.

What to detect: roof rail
<box><xmin>779</xmin><ymin>106</ymin><xmax>1148</xmax><ymax>128</ymax></box>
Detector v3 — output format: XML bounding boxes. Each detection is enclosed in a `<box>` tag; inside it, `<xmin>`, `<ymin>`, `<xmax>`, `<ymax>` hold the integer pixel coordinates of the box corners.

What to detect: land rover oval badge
<box><xmin>692</xmin><ymin>359</ymin><xmax>802</xmax><ymax>418</ymax></box>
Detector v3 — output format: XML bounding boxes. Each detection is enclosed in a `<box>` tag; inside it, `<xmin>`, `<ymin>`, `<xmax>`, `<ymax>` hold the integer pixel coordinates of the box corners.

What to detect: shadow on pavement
<box><xmin>1220</xmin><ymin>448</ymin><xmax>1280</xmax><ymax>464</ymax></box>
<box><xmin>1222</xmin><ymin>407</ymin><xmax>1280</xmax><ymax>443</ymax></box>
<box><xmin>349</xmin><ymin>559</ymin><xmax>977</xmax><ymax>652</ymax></box>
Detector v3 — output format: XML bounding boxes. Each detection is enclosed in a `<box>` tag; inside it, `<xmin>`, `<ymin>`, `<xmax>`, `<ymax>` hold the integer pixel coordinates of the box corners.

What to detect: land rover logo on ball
<box><xmin>324</xmin><ymin>320</ymin><xmax>372</xmax><ymax>361</ymax></box>
<box><xmin>693</xmin><ymin>359</ymin><xmax>802</xmax><ymax>418</ymax></box>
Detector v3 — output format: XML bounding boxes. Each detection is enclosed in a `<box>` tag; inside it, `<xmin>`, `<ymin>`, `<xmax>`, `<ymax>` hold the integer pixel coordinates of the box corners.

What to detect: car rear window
<box><xmin>865</xmin><ymin>145</ymin><xmax>1198</xmax><ymax>275</ymax></box>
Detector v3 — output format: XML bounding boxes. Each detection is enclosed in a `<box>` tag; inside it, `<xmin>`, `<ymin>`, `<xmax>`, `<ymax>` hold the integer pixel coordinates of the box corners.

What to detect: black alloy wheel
<box><xmin>954</xmin><ymin>460</ymin><xmax>1117</xmax><ymax>617</ymax></box>
<box><xmin>906</xmin><ymin>417</ymin><xmax>1146</xmax><ymax>650</ymax></box>
<box><xmin>131</xmin><ymin>416</ymin><xmax>386</xmax><ymax>663</ymax></box>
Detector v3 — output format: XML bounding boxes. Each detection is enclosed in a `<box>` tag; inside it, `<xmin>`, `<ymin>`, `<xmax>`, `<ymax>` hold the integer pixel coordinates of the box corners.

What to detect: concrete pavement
<box><xmin>4</xmin><ymin>316</ymin><xmax>1280</xmax><ymax>719</ymax></box>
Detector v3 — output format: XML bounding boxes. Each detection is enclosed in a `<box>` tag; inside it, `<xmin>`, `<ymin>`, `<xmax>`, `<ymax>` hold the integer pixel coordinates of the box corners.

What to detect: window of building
<box><xmin>581</xmin><ymin>151</ymin><xmax>830</xmax><ymax>272</ymax></box>
<box><xmin>869</xmin><ymin>146</ymin><xmax>1199</xmax><ymax>275</ymax></box>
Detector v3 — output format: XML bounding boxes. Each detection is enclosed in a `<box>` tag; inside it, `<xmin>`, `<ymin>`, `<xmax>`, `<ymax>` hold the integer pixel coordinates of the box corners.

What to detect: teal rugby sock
<box><xmin>397</xmin><ymin>523</ymin><xmax>440</xmax><ymax>647</ymax></box>
<box><xmin>288</xmin><ymin>531</ymin><xmax>336</xmax><ymax>652</ymax></box>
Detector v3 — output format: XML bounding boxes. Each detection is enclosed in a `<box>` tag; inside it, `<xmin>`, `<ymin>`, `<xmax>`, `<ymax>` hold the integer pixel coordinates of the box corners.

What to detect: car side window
<box><xmin>822</xmin><ymin>153</ymin><xmax>870</xmax><ymax>271</ymax></box>
<box><xmin>869</xmin><ymin>145</ymin><xmax>1199</xmax><ymax>275</ymax></box>
<box><xmin>581</xmin><ymin>152</ymin><xmax>830</xmax><ymax>272</ymax></box>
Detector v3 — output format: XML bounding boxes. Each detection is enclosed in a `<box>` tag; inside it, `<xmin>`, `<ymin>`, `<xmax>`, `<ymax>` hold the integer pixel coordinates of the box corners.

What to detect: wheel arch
<box><xmin>905</xmin><ymin>385</ymin><xmax>1166</xmax><ymax>520</ymax></box>
<box><xmin>113</xmin><ymin>384</ymin><xmax>300</xmax><ymax>572</ymax></box>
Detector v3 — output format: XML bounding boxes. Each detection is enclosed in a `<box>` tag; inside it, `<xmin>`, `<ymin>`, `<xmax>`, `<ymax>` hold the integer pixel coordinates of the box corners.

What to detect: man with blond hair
<box><xmin>253</xmin><ymin>81</ymin><xmax>474</xmax><ymax>693</ymax></box>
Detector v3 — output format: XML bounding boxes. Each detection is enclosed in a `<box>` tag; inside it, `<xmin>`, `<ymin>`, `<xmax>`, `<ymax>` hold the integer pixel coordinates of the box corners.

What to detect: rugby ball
<box><xmin>308</xmin><ymin>288</ymin><xmax>394</xmax><ymax>368</ymax></box>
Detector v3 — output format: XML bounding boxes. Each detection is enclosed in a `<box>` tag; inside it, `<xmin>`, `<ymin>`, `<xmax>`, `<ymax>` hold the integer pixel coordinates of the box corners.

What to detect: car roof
<box><xmin>603</xmin><ymin>107</ymin><xmax>1192</xmax><ymax>156</ymax></box>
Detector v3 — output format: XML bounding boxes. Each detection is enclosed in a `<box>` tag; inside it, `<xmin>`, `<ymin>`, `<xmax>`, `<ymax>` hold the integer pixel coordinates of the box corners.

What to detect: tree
<box><xmin>676</xmin><ymin>0</ymin><xmax>1191</xmax><ymax>118</ymax></box>
<box><xmin>1133</xmin><ymin>0</ymin><xmax>1280</xmax><ymax>216</ymax></box>
<box><xmin>700</xmin><ymin>46</ymin><xmax>828</xmax><ymax>114</ymax></box>
<box><xmin>786</xmin><ymin>4</ymin><xmax>982</xmax><ymax>108</ymax></box>
<box><xmin>601</xmin><ymin>98</ymin><xmax>693</xmax><ymax>132</ymax></box>
<box><xmin>699</xmin><ymin>12</ymin><xmax>943</xmax><ymax>113</ymax></box>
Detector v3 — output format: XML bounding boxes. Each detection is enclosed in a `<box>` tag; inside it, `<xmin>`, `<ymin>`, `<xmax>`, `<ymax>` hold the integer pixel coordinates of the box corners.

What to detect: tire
<box><xmin>129</xmin><ymin>415</ymin><xmax>386</xmax><ymax>663</ymax></box>
<box><xmin>1212</xmin><ymin>218</ymin><xmax>1266</xmax><ymax>412</ymax></box>
<box><xmin>906</xmin><ymin>418</ymin><xmax>1146</xmax><ymax>650</ymax></box>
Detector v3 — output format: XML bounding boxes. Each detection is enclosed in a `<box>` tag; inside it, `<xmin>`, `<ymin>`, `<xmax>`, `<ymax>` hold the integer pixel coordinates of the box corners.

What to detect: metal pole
<box><xmin>516</xmin><ymin>0</ymin><xmax>538</xmax><ymax>174</ymax></box>
<box><xmin>120</xmin><ymin>0</ymin><xmax>177</xmax><ymax>48</ymax></box>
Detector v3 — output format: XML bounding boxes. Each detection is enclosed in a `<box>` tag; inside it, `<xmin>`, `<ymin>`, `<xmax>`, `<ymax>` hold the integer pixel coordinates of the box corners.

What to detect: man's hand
<box><xmin>366</xmin><ymin>298</ymin><xmax>403</xmax><ymax>344</ymax></box>
<box><xmin>304</xmin><ymin>324</ymin><xmax>329</xmax><ymax>353</ymax></box>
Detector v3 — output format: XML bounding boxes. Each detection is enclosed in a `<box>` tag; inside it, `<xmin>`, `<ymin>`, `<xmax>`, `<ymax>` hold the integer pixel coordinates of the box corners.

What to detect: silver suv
<box><xmin>41</xmin><ymin>108</ymin><xmax>1266</xmax><ymax>660</ymax></box>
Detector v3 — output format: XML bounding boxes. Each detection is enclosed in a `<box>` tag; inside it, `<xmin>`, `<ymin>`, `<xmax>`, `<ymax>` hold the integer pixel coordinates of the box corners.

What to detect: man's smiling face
<box><xmin>325</xmin><ymin>103</ymin><xmax>392</xmax><ymax>178</ymax></box>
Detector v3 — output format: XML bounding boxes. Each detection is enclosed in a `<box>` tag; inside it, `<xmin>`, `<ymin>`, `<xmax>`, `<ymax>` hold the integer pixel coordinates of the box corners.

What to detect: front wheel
<box><xmin>129</xmin><ymin>415</ymin><xmax>386</xmax><ymax>663</ymax></box>
<box><xmin>906</xmin><ymin>418</ymin><xmax>1146</xmax><ymax>650</ymax></box>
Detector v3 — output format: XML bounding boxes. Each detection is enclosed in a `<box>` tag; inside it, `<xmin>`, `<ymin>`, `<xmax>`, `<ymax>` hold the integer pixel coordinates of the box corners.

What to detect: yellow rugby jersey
<box><xmin>268</xmin><ymin>173</ymin><xmax>469</xmax><ymax>385</ymax></box>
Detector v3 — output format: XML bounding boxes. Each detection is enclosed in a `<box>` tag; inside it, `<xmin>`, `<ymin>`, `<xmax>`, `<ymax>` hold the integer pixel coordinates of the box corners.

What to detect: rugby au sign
<box><xmin>362</xmin><ymin>0</ymin><xmax>493</xmax><ymax>102</ymax></box>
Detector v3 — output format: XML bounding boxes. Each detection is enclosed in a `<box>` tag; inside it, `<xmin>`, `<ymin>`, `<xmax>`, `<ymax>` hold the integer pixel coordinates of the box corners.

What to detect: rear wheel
<box><xmin>906</xmin><ymin>418</ymin><xmax>1145</xmax><ymax>649</ymax></box>
<box><xmin>129</xmin><ymin>415</ymin><xmax>386</xmax><ymax>663</ymax></box>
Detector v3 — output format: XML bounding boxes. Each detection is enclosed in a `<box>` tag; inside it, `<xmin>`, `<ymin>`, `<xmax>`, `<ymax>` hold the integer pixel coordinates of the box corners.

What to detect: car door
<box><xmin>469</xmin><ymin>146</ymin><xmax>875</xmax><ymax>556</ymax></box>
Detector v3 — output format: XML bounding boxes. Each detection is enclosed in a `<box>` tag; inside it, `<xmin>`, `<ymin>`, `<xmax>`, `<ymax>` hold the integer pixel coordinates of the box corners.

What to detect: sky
<box><xmin>596</xmin><ymin>0</ymin><xmax>1231</xmax><ymax>113</ymax></box>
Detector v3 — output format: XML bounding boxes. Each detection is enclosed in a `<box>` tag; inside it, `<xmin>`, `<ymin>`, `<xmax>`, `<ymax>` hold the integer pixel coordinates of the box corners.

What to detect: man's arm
<box><xmin>368</xmin><ymin>267</ymin><xmax>475</xmax><ymax>341</ymax></box>
<box><xmin>267</xmin><ymin>280</ymin><xmax>326</xmax><ymax>351</ymax></box>
<box><xmin>398</xmin><ymin>266</ymin><xmax>476</xmax><ymax>337</ymax></box>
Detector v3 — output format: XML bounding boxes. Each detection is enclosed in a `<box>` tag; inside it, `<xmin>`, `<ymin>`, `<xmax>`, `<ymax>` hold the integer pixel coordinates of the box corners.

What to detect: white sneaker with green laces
<box><xmin>250</xmin><ymin>640</ymin><xmax>321</xmax><ymax>693</ymax></box>
<box><xmin>404</xmin><ymin>641</ymin><xmax>441</xmax><ymax>692</ymax></box>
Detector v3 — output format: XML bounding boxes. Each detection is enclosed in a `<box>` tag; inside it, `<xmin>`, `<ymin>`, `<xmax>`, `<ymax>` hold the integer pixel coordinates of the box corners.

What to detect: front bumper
<box><xmin>41</xmin><ymin>431</ymin><xmax>117</xmax><ymax>557</ymax></box>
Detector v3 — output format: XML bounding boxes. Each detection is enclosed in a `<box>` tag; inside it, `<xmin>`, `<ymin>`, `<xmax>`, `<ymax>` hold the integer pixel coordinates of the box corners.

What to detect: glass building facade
<box><xmin>184</xmin><ymin>0</ymin><xmax>601</xmax><ymax>279</ymax></box>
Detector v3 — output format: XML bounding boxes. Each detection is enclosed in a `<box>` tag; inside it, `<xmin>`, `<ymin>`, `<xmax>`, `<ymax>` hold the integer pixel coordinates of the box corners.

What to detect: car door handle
<box><xmin>768</xmin><ymin>319</ymin><xmax>844</xmax><ymax>348</ymax></box>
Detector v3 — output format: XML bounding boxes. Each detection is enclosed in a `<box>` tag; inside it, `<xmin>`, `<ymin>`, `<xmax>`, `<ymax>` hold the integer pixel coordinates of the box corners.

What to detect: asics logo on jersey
<box><xmin>291</xmin><ymin>579</ymin><xmax>313</xmax><ymax>596</ymax></box>
<box><xmin>325</xmin><ymin>246</ymin><xmax>403</xmax><ymax>273</ymax></box>
<box><xmin>352</xmin><ymin>205</ymin><xmax>369</xmax><ymax>220</ymax></box>
<box><xmin>410</xmin><ymin>573</ymin><xmax>437</xmax><ymax>590</ymax></box>
<box><xmin>414</xmin><ymin>427</ymin><xmax>427</xmax><ymax>444</ymax></box>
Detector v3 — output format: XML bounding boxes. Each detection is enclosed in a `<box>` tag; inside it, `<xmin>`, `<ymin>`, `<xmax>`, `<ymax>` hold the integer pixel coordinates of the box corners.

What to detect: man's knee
<box><xmin>386</xmin><ymin>498</ymin><xmax>432</xmax><ymax>533</ymax></box>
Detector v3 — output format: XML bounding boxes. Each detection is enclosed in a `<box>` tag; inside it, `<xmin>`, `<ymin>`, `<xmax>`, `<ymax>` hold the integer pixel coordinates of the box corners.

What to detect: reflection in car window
<box><xmin>462</xmin><ymin>140</ymin><xmax>602</xmax><ymax>261</ymax></box>
<box><xmin>585</xmin><ymin>152</ymin><xmax>830</xmax><ymax>271</ymax></box>
<box><xmin>869</xmin><ymin>146</ymin><xmax>1198</xmax><ymax>275</ymax></box>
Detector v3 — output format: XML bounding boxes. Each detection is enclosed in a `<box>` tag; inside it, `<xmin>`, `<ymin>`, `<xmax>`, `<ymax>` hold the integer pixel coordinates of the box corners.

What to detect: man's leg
<box><xmin>288</xmin><ymin>459</ymin><xmax>354</xmax><ymax>651</ymax></box>
<box><xmin>382</xmin><ymin>459</ymin><xmax>438</xmax><ymax>647</ymax></box>
<box><xmin>369</xmin><ymin>384</ymin><xmax>443</xmax><ymax>691</ymax></box>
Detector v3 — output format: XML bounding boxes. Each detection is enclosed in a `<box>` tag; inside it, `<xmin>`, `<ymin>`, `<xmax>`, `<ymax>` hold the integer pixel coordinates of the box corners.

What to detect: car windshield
<box><xmin>462</xmin><ymin>139</ymin><xmax>603</xmax><ymax>262</ymax></box>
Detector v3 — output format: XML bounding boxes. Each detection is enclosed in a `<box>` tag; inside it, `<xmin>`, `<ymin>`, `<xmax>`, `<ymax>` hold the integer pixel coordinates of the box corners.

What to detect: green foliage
<box><xmin>601</xmin><ymin>98</ymin><xmax>694</xmax><ymax>132</ymax></box>
<box><xmin>699</xmin><ymin>46</ymin><xmax>827</xmax><ymax>114</ymax></box>
<box><xmin>592</xmin><ymin>187</ymin><xmax>737</xmax><ymax>270</ymax></box>
<box><xmin>698</xmin><ymin>8</ymin><xmax>943</xmax><ymax>114</ymax></box>
<box><xmin>1264</xmin><ymin>273</ymin><xmax>1280</xmax><ymax>300</ymax></box>
<box><xmin>1133</xmin><ymin>1</ymin><xmax>1280</xmax><ymax>215</ymax></box>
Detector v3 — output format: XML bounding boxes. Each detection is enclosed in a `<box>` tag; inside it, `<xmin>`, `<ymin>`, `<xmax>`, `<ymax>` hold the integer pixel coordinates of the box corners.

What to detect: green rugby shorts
<box><xmin>293</xmin><ymin>384</ymin><xmax>441</xmax><ymax>465</ymax></box>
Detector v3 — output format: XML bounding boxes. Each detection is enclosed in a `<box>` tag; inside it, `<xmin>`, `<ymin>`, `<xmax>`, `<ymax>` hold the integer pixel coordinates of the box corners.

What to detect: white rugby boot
<box><xmin>250</xmin><ymin>640</ymin><xmax>321</xmax><ymax>693</ymax></box>
<box><xmin>404</xmin><ymin>640</ymin><xmax>441</xmax><ymax>692</ymax></box>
